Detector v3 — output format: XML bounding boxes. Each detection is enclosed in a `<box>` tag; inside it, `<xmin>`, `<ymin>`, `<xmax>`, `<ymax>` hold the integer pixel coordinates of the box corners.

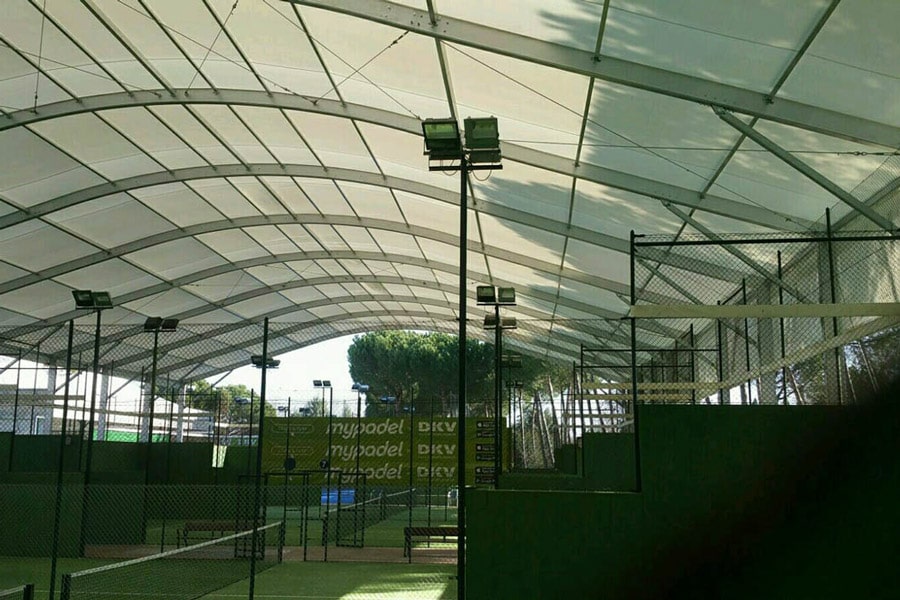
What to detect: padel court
<box><xmin>2</xmin><ymin>1</ymin><xmax>900</xmax><ymax>598</ymax></box>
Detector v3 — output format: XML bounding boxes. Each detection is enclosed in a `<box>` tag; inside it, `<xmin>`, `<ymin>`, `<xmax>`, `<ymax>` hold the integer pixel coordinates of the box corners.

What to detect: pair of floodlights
<box><xmin>478</xmin><ymin>285</ymin><xmax>517</xmax><ymax>329</ymax></box>
<box><xmin>422</xmin><ymin>116</ymin><xmax>501</xmax><ymax>164</ymax></box>
<box><xmin>72</xmin><ymin>289</ymin><xmax>113</xmax><ymax>310</ymax></box>
<box><xmin>143</xmin><ymin>316</ymin><xmax>179</xmax><ymax>332</ymax></box>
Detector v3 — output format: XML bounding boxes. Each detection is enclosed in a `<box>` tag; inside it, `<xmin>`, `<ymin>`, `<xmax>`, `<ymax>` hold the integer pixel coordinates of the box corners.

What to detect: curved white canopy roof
<box><xmin>0</xmin><ymin>0</ymin><xmax>897</xmax><ymax>380</ymax></box>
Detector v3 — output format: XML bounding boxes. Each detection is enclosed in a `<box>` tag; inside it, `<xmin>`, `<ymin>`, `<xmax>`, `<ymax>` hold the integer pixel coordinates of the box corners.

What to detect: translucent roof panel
<box><xmin>601</xmin><ymin>1</ymin><xmax>828</xmax><ymax>91</ymax></box>
<box><xmin>1</xmin><ymin>0</ymin><xmax>896</xmax><ymax>376</ymax></box>
<box><xmin>446</xmin><ymin>46</ymin><xmax>588</xmax><ymax>160</ymax></box>
<box><xmin>778</xmin><ymin>1</ymin><xmax>900</xmax><ymax>125</ymax></box>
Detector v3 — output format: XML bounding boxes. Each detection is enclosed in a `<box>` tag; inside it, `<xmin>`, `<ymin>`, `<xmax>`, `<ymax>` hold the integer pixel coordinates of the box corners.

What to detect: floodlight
<box><xmin>358</xmin><ymin>384</ymin><xmax>369</xmax><ymax>392</ymax></box>
<box><xmin>92</xmin><ymin>291</ymin><xmax>114</xmax><ymax>309</ymax></box>
<box><xmin>497</xmin><ymin>287</ymin><xmax>516</xmax><ymax>304</ymax></box>
<box><xmin>486</xmin><ymin>315</ymin><xmax>517</xmax><ymax>329</ymax></box>
<box><xmin>72</xmin><ymin>290</ymin><xmax>94</xmax><ymax>308</ymax></box>
<box><xmin>422</xmin><ymin>118</ymin><xmax>462</xmax><ymax>160</ymax></box>
<box><xmin>252</xmin><ymin>355</ymin><xmax>280</xmax><ymax>368</ymax></box>
<box><xmin>465</xmin><ymin>117</ymin><xmax>500</xmax><ymax>165</ymax></box>
<box><xmin>73</xmin><ymin>289</ymin><xmax>113</xmax><ymax>310</ymax></box>
<box><xmin>464</xmin><ymin>117</ymin><xmax>499</xmax><ymax>149</ymax></box>
<box><xmin>313</xmin><ymin>380</ymin><xmax>323</xmax><ymax>387</ymax></box>
<box><xmin>502</xmin><ymin>353</ymin><xmax>522</xmax><ymax>368</ymax></box>
<box><xmin>160</xmin><ymin>318</ymin><xmax>179</xmax><ymax>332</ymax></box>
<box><xmin>322</xmin><ymin>380</ymin><xmax>332</xmax><ymax>388</ymax></box>
<box><xmin>476</xmin><ymin>285</ymin><xmax>496</xmax><ymax>304</ymax></box>
<box><xmin>143</xmin><ymin>317</ymin><xmax>163</xmax><ymax>332</ymax></box>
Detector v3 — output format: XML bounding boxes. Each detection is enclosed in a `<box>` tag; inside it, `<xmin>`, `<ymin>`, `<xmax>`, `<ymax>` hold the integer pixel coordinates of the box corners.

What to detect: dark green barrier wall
<box><xmin>221</xmin><ymin>445</ymin><xmax>256</xmax><ymax>482</ymax></box>
<box><xmin>498</xmin><ymin>472</ymin><xmax>584</xmax><ymax>490</ymax></box>
<box><xmin>468</xmin><ymin>405</ymin><xmax>853</xmax><ymax>599</ymax></box>
<box><xmin>8</xmin><ymin>435</ymin><xmax>82</xmax><ymax>472</ymax></box>
<box><xmin>553</xmin><ymin>444</ymin><xmax>578</xmax><ymax>474</ymax></box>
<box><xmin>468</xmin><ymin>490</ymin><xmax>646</xmax><ymax>599</ymax></box>
<box><xmin>0</xmin><ymin>433</ymin><xmax>10</xmax><ymax>473</ymax></box>
<box><xmin>0</xmin><ymin>473</ymin><xmax>84</xmax><ymax>557</ymax></box>
<box><xmin>583</xmin><ymin>433</ymin><xmax>635</xmax><ymax>491</ymax></box>
<box><xmin>91</xmin><ymin>441</ymin><xmax>145</xmax><ymax>472</ymax></box>
<box><xmin>147</xmin><ymin>443</ymin><xmax>215</xmax><ymax>484</ymax></box>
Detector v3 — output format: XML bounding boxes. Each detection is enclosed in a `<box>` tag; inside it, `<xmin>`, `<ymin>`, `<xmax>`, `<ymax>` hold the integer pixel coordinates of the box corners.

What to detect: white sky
<box><xmin>215</xmin><ymin>334</ymin><xmax>359</xmax><ymax>408</ymax></box>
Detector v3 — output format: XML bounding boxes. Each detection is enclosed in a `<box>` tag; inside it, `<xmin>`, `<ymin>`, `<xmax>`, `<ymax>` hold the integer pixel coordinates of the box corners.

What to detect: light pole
<box><xmin>478</xmin><ymin>286</ymin><xmax>516</xmax><ymax>486</ymax></box>
<box><xmin>423</xmin><ymin>116</ymin><xmax>501</xmax><ymax>599</ymax></box>
<box><xmin>73</xmin><ymin>291</ymin><xmax>113</xmax><ymax>567</ymax></box>
<box><xmin>70</xmin><ymin>290</ymin><xmax>113</xmax><ymax>481</ymax></box>
<box><xmin>142</xmin><ymin>317</ymin><xmax>179</xmax><ymax>445</ymax></box>
<box><xmin>313</xmin><ymin>381</ymin><xmax>334</xmax><ymax>472</ymax></box>
<box><xmin>48</xmin><ymin>319</ymin><xmax>75</xmax><ymax>600</ymax></box>
<box><xmin>249</xmin><ymin>320</ymin><xmax>279</xmax><ymax>600</ymax></box>
<box><xmin>351</xmin><ymin>383</ymin><xmax>369</xmax><ymax>478</ymax></box>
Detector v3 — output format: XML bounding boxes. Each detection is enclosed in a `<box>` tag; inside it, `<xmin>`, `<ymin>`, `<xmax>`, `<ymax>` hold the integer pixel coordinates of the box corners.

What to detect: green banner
<box><xmin>263</xmin><ymin>417</ymin><xmax>506</xmax><ymax>485</ymax></box>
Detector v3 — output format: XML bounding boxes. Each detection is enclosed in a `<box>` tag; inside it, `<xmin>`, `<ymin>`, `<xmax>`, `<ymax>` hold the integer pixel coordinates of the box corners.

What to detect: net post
<box><xmin>59</xmin><ymin>575</ymin><xmax>70</xmax><ymax>600</ymax></box>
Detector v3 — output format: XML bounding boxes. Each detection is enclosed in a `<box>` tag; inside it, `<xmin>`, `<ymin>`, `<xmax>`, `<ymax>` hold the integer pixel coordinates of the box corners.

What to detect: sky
<box><xmin>215</xmin><ymin>333</ymin><xmax>360</xmax><ymax>409</ymax></box>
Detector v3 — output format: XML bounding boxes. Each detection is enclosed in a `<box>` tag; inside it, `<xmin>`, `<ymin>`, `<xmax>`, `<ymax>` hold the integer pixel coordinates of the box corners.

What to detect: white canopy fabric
<box><xmin>0</xmin><ymin>0</ymin><xmax>897</xmax><ymax>380</ymax></box>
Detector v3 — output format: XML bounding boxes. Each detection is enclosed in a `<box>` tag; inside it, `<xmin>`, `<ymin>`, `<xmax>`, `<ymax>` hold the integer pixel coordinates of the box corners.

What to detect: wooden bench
<box><xmin>403</xmin><ymin>526</ymin><xmax>459</xmax><ymax>557</ymax></box>
<box><xmin>177</xmin><ymin>520</ymin><xmax>253</xmax><ymax>547</ymax></box>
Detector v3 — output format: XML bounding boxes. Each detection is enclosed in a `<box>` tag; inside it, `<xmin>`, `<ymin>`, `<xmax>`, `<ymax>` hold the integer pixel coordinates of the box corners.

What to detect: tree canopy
<box><xmin>186</xmin><ymin>379</ymin><xmax>276</xmax><ymax>422</ymax></box>
<box><xmin>347</xmin><ymin>331</ymin><xmax>570</xmax><ymax>417</ymax></box>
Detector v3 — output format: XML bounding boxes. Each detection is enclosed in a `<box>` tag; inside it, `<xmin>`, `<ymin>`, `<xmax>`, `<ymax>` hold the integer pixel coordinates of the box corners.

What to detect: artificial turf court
<box><xmin>0</xmin><ymin>500</ymin><xmax>459</xmax><ymax>599</ymax></box>
<box><xmin>0</xmin><ymin>559</ymin><xmax>457</xmax><ymax>600</ymax></box>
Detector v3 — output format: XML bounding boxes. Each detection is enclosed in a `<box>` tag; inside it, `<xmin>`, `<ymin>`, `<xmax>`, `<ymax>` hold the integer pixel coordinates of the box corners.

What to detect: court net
<box><xmin>0</xmin><ymin>585</ymin><xmax>34</xmax><ymax>600</ymax></box>
<box><xmin>61</xmin><ymin>521</ymin><xmax>284</xmax><ymax>600</ymax></box>
<box><xmin>323</xmin><ymin>488</ymin><xmax>414</xmax><ymax>545</ymax></box>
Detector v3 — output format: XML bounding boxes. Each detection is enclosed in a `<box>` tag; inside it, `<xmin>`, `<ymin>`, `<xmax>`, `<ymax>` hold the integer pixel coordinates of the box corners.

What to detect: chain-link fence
<box><xmin>0</xmin><ymin>311</ymin><xmax>599</xmax><ymax>484</ymax></box>
<box><xmin>630</xmin><ymin>224</ymin><xmax>899</xmax><ymax>406</ymax></box>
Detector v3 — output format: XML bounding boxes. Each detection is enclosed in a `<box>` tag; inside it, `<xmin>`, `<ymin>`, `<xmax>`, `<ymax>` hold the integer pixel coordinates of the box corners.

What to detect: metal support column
<box><xmin>825</xmin><ymin>209</ymin><xmax>843</xmax><ymax>405</ymax></box>
<box><xmin>48</xmin><ymin>321</ymin><xmax>75</xmax><ymax>600</ymax></box>
<box><xmin>249</xmin><ymin>317</ymin><xmax>270</xmax><ymax>600</ymax></box>
<box><xmin>629</xmin><ymin>231</ymin><xmax>642</xmax><ymax>492</ymax></box>
<box><xmin>457</xmin><ymin>155</ymin><xmax>469</xmax><ymax>599</ymax></box>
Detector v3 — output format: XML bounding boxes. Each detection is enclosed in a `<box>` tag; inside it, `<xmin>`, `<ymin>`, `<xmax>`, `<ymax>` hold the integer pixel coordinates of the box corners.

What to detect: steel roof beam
<box><xmin>715</xmin><ymin>107</ymin><xmax>896</xmax><ymax>232</ymax></box>
<box><xmin>0</xmin><ymin>213</ymin><xmax>673</xmax><ymax>304</ymax></box>
<box><xmin>80</xmin><ymin>257</ymin><xmax>630</xmax><ymax>323</ymax></box>
<box><xmin>0</xmin><ymin>90</ymin><xmax>813</xmax><ymax>233</ymax></box>
<box><xmin>282</xmin><ymin>0</ymin><xmax>900</xmax><ymax>149</ymax></box>
<box><xmin>0</xmin><ymin>248</ymin><xmax>682</xmax><ymax>343</ymax></box>
<box><xmin>0</xmin><ymin>163</ymin><xmax>752</xmax><ymax>283</ymax></box>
